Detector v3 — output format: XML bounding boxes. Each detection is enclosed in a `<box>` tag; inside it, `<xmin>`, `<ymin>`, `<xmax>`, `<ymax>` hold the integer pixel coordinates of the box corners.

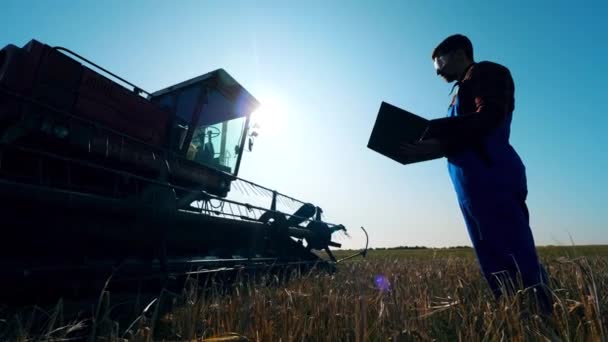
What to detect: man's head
<box><xmin>431</xmin><ymin>34</ymin><xmax>474</xmax><ymax>83</ymax></box>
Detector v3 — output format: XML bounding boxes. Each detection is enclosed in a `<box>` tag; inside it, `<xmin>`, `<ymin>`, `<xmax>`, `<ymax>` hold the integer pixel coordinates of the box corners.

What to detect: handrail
<box><xmin>52</xmin><ymin>46</ymin><xmax>151</xmax><ymax>97</ymax></box>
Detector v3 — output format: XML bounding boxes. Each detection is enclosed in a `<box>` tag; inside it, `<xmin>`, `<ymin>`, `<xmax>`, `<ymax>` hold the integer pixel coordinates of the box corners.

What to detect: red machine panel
<box><xmin>74</xmin><ymin>67</ymin><xmax>168</xmax><ymax>146</ymax></box>
<box><xmin>0</xmin><ymin>39</ymin><xmax>169</xmax><ymax>147</ymax></box>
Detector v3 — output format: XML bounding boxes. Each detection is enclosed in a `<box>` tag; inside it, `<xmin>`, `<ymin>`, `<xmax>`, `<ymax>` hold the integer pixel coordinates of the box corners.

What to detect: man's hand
<box><xmin>399</xmin><ymin>138</ymin><xmax>443</xmax><ymax>157</ymax></box>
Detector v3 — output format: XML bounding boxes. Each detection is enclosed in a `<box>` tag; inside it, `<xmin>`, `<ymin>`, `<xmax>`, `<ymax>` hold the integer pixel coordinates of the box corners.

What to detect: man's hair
<box><xmin>431</xmin><ymin>34</ymin><xmax>474</xmax><ymax>60</ymax></box>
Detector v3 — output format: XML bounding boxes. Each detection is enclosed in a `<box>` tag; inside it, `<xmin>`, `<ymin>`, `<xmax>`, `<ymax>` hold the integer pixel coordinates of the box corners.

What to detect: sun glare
<box><xmin>250</xmin><ymin>93</ymin><xmax>286</xmax><ymax>134</ymax></box>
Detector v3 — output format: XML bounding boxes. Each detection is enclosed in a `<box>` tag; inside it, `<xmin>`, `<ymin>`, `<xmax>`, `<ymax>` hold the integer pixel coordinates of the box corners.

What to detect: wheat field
<box><xmin>1</xmin><ymin>246</ymin><xmax>606</xmax><ymax>341</ymax></box>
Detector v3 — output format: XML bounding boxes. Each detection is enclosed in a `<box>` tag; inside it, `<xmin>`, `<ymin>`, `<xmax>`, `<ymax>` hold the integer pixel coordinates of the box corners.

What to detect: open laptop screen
<box><xmin>367</xmin><ymin>102</ymin><xmax>445</xmax><ymax>165</ymax></box>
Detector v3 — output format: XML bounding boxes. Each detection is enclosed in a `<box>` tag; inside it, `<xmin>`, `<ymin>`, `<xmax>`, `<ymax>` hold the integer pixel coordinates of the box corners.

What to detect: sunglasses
<box><xmin>433</xmin><ymin>54</ymin><xmax>450</xmax><ymax>75</ymax></box>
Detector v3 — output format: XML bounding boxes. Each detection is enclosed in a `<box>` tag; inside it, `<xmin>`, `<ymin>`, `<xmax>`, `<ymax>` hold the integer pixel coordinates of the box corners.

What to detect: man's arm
<box><xmin>422</xmin><ymin>63</ymin><xmax>515</xmax><ymax>150</ymax></box>
<box><xmin>399</xmin><ymin>138</ymin><xmax>443</xmax><ymax>158</ymax></box>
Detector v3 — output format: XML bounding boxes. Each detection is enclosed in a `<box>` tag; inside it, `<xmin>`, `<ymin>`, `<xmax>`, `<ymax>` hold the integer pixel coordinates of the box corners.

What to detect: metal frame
<box><xmin>53</xmin><ymin>46</ymin><xmax>152</xmax><ymax>97</ymax></box>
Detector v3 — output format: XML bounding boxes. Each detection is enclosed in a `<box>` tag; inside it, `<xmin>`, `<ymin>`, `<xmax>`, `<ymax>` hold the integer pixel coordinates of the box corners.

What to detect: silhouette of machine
<box><xmin>0</xmin><ymin>39</ymin><xmax>353</xmax><ymax>298</ymax></box>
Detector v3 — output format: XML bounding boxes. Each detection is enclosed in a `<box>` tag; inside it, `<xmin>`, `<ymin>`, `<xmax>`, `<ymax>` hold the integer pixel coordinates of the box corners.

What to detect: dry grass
<box><xmin>2</xmin><ymin>247</ymin><xmax>607</xmax><ymax>341</ymax></box>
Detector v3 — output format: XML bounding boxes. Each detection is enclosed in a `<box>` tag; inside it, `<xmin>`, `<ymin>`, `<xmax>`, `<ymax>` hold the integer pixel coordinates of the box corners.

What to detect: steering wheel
<box><xmin>203</xmin><ymin>126</ymin><xmax>221</xmax><ymax>139</ymax></box>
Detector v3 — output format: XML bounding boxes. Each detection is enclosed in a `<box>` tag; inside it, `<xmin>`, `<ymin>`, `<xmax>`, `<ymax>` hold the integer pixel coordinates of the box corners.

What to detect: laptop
<box><xmin>367</xmin><ymin>101</ymin><xmax>445</xmax><ymax>165</ymax></box>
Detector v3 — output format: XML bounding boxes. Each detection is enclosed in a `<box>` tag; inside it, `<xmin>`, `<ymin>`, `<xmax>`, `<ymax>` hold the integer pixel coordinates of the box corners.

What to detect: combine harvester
<box><xmin>0</xmin><ymin>39</ymin><xmax>366</xmax><ymax>299</ymax></box>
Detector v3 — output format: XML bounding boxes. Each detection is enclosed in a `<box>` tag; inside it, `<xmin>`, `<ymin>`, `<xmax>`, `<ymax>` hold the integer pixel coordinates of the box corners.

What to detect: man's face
<box><xmin>433</xmin><ymin>52</ymin><xmax>458</xmax><ymax>83</ymax></box>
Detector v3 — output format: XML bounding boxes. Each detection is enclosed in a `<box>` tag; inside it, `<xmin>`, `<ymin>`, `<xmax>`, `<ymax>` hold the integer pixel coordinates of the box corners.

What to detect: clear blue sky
<box><xmin>2</xmin><ymin>0</ymin><xmax>606</xmax><ymax>248</ymax></box>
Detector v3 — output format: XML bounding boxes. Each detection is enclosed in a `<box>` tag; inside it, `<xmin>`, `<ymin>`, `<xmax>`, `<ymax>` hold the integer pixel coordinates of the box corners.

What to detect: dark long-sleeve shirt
<box><xmin>423</xmin><ymin>61</ymin><xmax>515</xmax><ymax>154</ymax></box>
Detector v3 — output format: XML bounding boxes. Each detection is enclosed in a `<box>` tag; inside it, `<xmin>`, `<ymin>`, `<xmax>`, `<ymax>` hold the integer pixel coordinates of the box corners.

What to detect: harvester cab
<box><xmin>150</xmin><ymin>69</ymin><xmax>257</xmax><ymax>179</ymax></box>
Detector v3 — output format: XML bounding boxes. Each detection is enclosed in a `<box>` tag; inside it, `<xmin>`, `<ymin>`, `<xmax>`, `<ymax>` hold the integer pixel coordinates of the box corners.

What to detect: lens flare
<box><xmin>374</xmin><ymin>275</ymin><xmax>390</xmax><ymax>292</ymax></box>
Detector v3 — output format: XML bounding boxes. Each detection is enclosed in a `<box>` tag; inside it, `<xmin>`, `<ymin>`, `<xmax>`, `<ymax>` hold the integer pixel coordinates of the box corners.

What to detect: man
<box><xmin>413</xmin><ymin>34</ymin><xmax>552</xmax><ymax>312</ymax></box>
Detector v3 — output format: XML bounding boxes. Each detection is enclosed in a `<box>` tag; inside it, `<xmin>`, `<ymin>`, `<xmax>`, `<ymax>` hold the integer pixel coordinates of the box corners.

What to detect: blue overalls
<box><xmin>447</xmin><ymin>92</ymin><xmax>551</xmax><ymax>306</ymax></box>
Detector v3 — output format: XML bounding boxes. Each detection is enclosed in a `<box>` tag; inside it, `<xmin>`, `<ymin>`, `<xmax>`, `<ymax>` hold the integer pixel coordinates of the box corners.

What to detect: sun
<box><xmin>249</xmin><ymin>92</ymin><xmax>286</xmax><ymax>134</ymax></box>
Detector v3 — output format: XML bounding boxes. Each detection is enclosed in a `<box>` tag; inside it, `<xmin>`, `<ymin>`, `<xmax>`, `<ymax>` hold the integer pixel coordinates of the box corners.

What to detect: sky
<box><xmin>2</xmin><ymin>0</ymin><xmax>606</xmax><ymax>249</ymax></box>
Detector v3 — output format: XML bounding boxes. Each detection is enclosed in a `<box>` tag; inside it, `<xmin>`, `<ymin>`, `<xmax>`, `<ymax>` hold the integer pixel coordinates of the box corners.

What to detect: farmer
<box><xmin>410</xmin><ymin>34</ymin><xmax>552</xmax><ymax>312</ymax></box>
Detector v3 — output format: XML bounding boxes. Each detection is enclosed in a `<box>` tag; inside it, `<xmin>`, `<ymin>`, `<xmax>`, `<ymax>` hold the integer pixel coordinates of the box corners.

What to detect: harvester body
<box><xmin>0</xmin><ymin>39</ymin><xmax>345</xmax><ymax>297</ymax></box>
